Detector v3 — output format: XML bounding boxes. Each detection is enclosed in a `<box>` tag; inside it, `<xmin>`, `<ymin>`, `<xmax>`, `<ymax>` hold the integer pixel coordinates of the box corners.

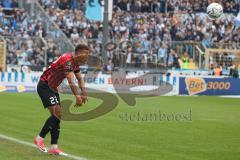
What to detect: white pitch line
<box><xmin>0</xmin><ymin>134</ymin><xmax>88</xmax><ymax>160</ymax></box>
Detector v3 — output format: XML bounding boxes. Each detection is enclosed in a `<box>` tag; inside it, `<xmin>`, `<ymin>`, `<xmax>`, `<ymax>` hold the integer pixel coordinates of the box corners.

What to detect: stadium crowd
<box><xmin>0</xmin><ymin>0</ymin><xmax>63</xmax><ymax>69</ymax></box>
<box><xmin>1</xmin><ymin>0</ymin><xmax>240</xmax><ymax>70</ymax></box>
<box><xmin>115</xmin><ymin>0</ymin><xmax>239</xmax><ymax>14</ymax></box>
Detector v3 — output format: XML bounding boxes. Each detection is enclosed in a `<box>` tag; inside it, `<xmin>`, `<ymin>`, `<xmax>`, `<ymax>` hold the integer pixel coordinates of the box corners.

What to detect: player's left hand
<box><xmin>81</xmin><ymin>95</ymin><xmax>88</xmax><ymax>104</ymax></box>
<box><xmin>74</xmin><ymin>95</ymin><xmax>83</xmax><ymax>107</ymax></box>
<box><xmin>81</xmin><ymin>91</ymin><xmax>88</xmax><ymax>104</ymax></box>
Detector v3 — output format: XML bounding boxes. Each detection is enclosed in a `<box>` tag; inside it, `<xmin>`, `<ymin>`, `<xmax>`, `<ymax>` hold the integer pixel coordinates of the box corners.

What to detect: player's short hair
<box><xmin>75</xmin><ymin>44</ymin><xmax>90</xmax><ymax>53</ymax></box>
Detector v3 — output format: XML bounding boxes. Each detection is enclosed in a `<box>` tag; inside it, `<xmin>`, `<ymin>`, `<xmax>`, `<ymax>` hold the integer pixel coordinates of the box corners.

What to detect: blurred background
<box><xmin>0</xmin><ymin>0</ymin><xmax>239</xmax><ymax>74</ymax></box>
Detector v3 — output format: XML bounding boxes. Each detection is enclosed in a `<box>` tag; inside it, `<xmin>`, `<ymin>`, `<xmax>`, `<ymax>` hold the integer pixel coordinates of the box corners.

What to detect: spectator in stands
<box><xmin>229</xmin><ymin>64</ymin><xmax>239</xmax><ymax>78</ymax></box>
<box><xmin>117</xmin><ymin>0</ymin><xmax>128</xmax><ymax>11</ymax></box>
<box><xmin>188</xmin><ymin>58</ymin><xmax>197</xmax><ymax>70</ymax></box>
<box><xmin>126</xmin><ymin>45</ymin><xmax>133</xmax><ymax>67</ymax></box>
<box><xmin>32</xmin><ymin>47</ymin><xmax>45</xmax><ymax>66</ymax></box>
<box><xmin>105</xmin><ymin>59</ymin><xmax>113</xmax><ymax>74</ymax></box>
<box><xmin>2</xmin><ymin>0</ymin><xmax>12</xmax><ymax>8</ymax></box>
<box><xmin>17</xmin><ymin>43</ymin><xmax>29</xmax><ymax>65</ymax></box>
<box><xmin>70</xmin><ymin>0</ymin><xmax>79</xmax><ymax>10</ymax></box>
<box><xmin>167</xmin><ymin>49</ymin><xmax>174</xmax><ymax>68</ymax></box>
<box><xmin>157</xmin><ymin>42</ymin><xmax>167</xmax><ymax>65</ymax></box>
<box><xmin>1</xmin><ymin>0</ymin><xmax>18</xmax><ymax>8</ymax></box>
<box><xmin>142</xmin><ymin>35</ymin><xmax>151</xmax><ymax>53</ymax></box>
<box><xmin>172</xmin><ymin>51</ymin><xmax>181</xmax><ymax>69</ymax></box>
<box><xmin>59</xmin><ymin>0</ymin><xmax>71</xmax><ymax>10</ymax></box>
<box><xmin>201</xmin><ymin>34</ymin><xmax>212</xmax><ymax>49</ymax></box>
<box><xmin>40</xmin><ymin>0</ymin><xmax>56</xmax><ymax>8</ymax></box>
<box><xmin>168</xmin><ymin>49</ymin><xmax>180</xmax><ymax>69</ymax></box>
<box><xmin>141</xmin><ymin>54</ymin><xmax>147</xmax><ymax>68</ymax></box>
<box><xmin>181</xmin><ymin>52</ymin><xmax>190</xmax><ymax>69</ymax></box>
<box><xmin>213</xmin><ymin>64</ymin><xmax>222</xmax><ymax>76</ymax></box>
<box><xmin>12</xmin><ymin>0</ymin><xmax>18</xmax><ymax>8</ymax></box>
<box><xmin>70</xmin><ymin>27</ymin><xmax>80</xmax><ymax>41</ymax></box>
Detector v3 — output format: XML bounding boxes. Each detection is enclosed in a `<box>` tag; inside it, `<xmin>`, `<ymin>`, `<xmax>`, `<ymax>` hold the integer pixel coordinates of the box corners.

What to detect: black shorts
<box><xmin>37</xmin><ymin>80</ymin><xmax>60</xmax><ymax>108</ymax></box>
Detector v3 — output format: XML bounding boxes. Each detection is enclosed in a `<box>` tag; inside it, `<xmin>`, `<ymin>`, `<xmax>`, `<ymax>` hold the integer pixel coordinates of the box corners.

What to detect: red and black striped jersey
<box><xmin>40</xmin><ymin>52</ymin><xmax>80</xmax><ymax>91</ymax></box>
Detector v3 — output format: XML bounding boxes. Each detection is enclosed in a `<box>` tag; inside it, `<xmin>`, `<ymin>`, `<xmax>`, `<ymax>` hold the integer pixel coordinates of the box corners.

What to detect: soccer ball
<box><xmin>207</xmin><ymin>3</ymin><xmax>223</xmax><ymax>20</ymax></box>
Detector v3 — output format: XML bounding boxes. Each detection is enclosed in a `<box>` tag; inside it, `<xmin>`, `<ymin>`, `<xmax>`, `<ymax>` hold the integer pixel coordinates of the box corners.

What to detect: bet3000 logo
<box><xmin>185</xmin><ymin>77</ymin><xmax>207</xmax><ymax>96</ymax></box>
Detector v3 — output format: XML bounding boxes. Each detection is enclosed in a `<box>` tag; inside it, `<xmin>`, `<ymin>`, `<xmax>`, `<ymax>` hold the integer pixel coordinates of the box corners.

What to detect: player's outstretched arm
<box><xmin>74</xmin><ymin>72</ymin><xmax>88</xmax><ymax>104</ymax></box>
<box><xmin>66</xmin><ymin>72</ymin><xmax>83</xmax><ymax>107</ymax></box>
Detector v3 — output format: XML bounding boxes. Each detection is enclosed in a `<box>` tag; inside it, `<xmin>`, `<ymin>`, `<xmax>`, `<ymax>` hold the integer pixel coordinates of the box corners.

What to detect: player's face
<box><xmin>74</xmin><ymin>50</ymin><xmax>89</xmax><ymax>65</ymax></box>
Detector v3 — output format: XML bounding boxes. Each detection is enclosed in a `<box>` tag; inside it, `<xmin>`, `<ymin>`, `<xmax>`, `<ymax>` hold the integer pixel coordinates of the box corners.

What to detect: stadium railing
<box><xmin>205</xmin><ymin>48</ymin><xmax>240</xmax><ymax>69</ymax></box>
<box><xmin>0</xmin><ymin>37</ymin><xmax>6</xmax><ymax>71</ymax></box>
<box><xmin>4</xmin><ymin>36</ymin><xmax>47</xmax><ymax>72</ymax></box>
<box><xmin>18</xmin><ymin>0</ymin><xmax>75</xmax><ymax>54</ymax></box>
<box><xmin>86</xmin><ymin>39</ymin><xmax>203</xmax><ymax>70</ymax></box>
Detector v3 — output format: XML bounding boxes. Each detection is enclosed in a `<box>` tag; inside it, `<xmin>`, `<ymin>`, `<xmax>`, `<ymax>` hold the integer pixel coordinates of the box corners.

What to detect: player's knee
<box><xmin>48</xmin><ymin>105</ymin><xmax>61</xmax><ymax>119</ymax></box>
<box><xmin>54</xmin><ymin>105</ymin><xmax>62</xmax><ymax>119</ymax></box>
<box><xmin>54</xmin><ymin>110</ymin><xmax>61</xmax><ymax>119</ymax></box>
<box><xmin>56</xmin><ymin>122</ymin><xmax>60</xmax><ymax>130</ymax></box>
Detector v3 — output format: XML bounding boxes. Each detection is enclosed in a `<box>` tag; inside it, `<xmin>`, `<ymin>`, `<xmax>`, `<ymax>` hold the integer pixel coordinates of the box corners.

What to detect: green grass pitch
<box><xmin>0</xmin><ymin>93</ymin><xmax>240</xmax><ymax>160</ymax></box>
